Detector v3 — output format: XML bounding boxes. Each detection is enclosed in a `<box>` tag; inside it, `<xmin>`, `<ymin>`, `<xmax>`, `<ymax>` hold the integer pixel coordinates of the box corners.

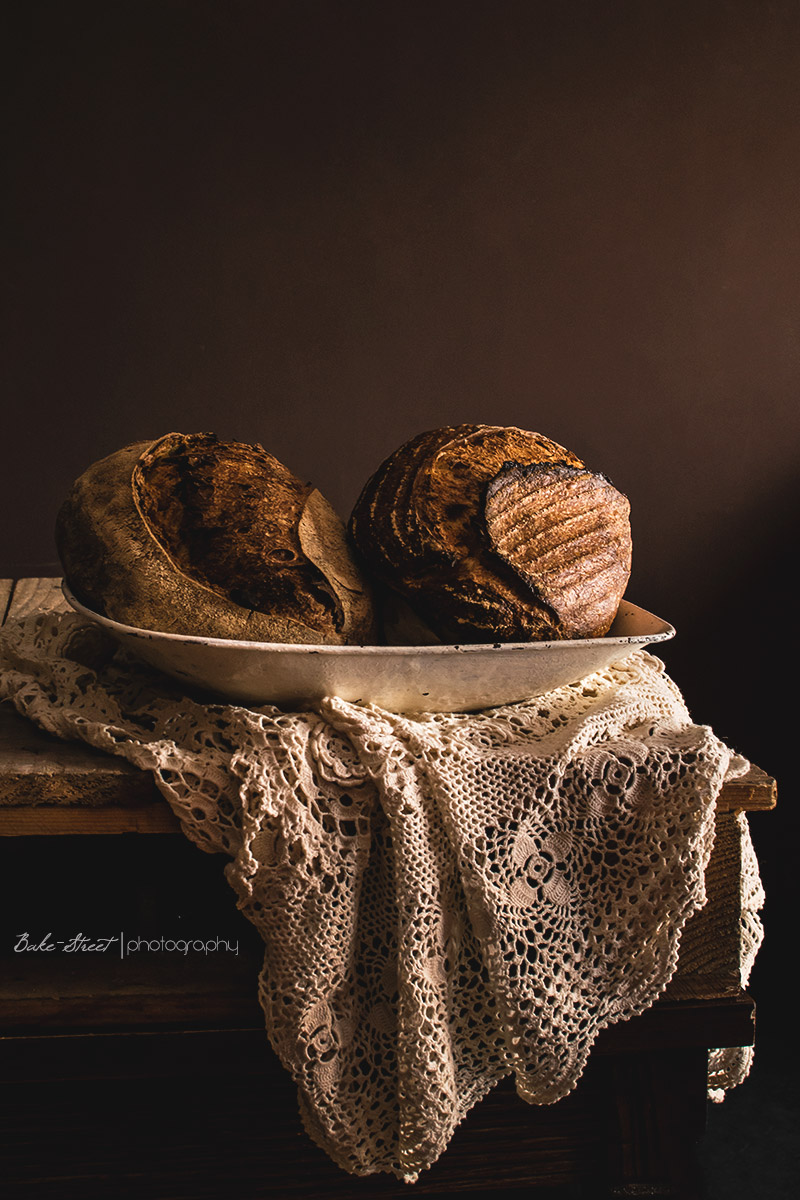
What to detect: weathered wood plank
<box><xmin>0</xmin><ymin>950</ymin><xmax>263</xmax><ymax>1028</ymax></box>
<box><xmin>716</xmin><ymin>763</ymin><xmax>777</xmax><ymax>812</ymax></box>
<box><xmin>0</xmin><ymin>989</ymin><xmax>755</xmax><ymax>1062</ymax></box>
<box><xmin>663</xmin><ymin>810</ymin><xmax>743</xmax><ymax>998</ymax></box>
<box><xmin>0</xmin><ymin>704</ymin><xmax>160</xmax><ymax>811</ymax></box>
<box><xmin>4</xmin><ymin>577</ymin><xmax>70</xmax><ymax>623</ymax></box>
<box><xmin>0</xmin><ymin>803</ymin><xmax>179</xmax><ymax>835</ymax></box>
<box><xmin>0</xmin><ymin>579</ymin><xmax>14</xmax><ymax>624</ymax></box>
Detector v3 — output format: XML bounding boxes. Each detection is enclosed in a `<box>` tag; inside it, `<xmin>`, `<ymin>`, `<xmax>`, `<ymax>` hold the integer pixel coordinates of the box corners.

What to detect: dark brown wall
<box><xmin>4</xmin><ymin>2</ymin><xmax>798</xmax><ymax>907</ymax></box>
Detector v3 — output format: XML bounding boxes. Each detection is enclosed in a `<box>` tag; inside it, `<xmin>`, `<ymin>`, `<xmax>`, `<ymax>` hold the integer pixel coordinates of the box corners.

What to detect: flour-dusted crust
<box><xmin>348</xmin><ymin>424</ymin><xmax>632</xmax><ymax>643</ymax></box>
<box><xmin>483</xmin><ymin>460</ymin><xmax>632</xmax><ymax>640</ymax></box>
<box><xmin>55</xmin><ymin>433</ymin><xmax>377</xmax><ymax>644</ymax></box>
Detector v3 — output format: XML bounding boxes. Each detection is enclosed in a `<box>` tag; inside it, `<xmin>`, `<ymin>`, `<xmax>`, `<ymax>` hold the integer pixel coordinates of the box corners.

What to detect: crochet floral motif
<box><xmin>509</xmin><ymin>827</ymin><xmax>574</xmax><ymax>908</ymax></box>
<box><xmin>300</xmin><ymin>997</ymin><xmax>357</xmax><ymax>1092</ymax></box>
<box><xmin>580</xmin><ymin>742</ymin><xmax>653</xmax><ymax>817</ymax></box>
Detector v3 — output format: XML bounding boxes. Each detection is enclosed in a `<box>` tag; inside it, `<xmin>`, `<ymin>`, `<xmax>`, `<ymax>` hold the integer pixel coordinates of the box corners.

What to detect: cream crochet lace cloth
<box><xmin>0</xmin><ymin>612</ymin><xmax>763</xmax><ymax>1182</ymax></box>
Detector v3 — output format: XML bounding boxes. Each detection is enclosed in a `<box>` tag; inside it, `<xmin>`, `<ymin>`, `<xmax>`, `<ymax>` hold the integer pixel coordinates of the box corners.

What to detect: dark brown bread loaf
<box><xmin>56</xmin><ymin>432</ymin><xmax>377</xmax><ymax>644</ymax></box>
<box><xmin>348</xmin><ymin>424</ymin><xmax>632</xmax><ymax>643</ymax></box>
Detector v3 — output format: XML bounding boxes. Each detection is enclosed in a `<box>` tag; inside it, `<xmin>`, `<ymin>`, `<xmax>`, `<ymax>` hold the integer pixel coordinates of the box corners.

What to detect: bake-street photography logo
<box><xmin>14</xmin><ymin>931</ymin><xmax>240</xmax><ymax>957</ymax></box>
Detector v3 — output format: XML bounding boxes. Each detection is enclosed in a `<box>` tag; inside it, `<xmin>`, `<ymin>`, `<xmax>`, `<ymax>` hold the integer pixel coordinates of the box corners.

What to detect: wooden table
<box><xmin>0</xmin><ymin>579</ymin><xmax>778</xmax><ymax>1198</ymax></box>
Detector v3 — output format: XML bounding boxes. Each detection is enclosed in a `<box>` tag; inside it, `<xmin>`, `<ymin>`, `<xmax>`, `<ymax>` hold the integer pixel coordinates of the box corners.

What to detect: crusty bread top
<box><xmin>57</xmin><ymin>433</ymin><xmax>377</xmax><ymax>645</ymax></box>
<box><xmin>133</xmin><ymin>433</ymin><xmax>344</xmax><ymax>633</ymax></box>
<box><xmin>349</xmin><ymin>424</ymin><xmax>631</xmax><ymax>643</ymax></box>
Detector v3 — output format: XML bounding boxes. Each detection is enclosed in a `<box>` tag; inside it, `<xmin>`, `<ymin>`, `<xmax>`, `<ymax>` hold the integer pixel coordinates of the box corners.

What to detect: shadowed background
<box><xmin>2</xmin><ymin>2</ymin><xmax>798</xmax><ymax>1193</ymax></box>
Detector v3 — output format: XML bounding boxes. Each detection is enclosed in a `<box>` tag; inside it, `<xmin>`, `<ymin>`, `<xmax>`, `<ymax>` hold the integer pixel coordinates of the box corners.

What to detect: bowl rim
<box><xmin>60</xmin><ymin>580</ymin><xmax>675</xmax><ymax>658</ymax></box>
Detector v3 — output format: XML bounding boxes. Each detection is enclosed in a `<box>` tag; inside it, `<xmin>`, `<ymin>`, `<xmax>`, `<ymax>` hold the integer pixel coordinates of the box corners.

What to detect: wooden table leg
<box><xmin>600</xmin><ymin>1047</ymin><xmax>709</xmax><ymax>1198</ymax></box>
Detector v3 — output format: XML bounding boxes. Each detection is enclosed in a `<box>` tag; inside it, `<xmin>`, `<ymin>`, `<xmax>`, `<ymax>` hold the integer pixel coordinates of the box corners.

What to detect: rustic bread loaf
<box><xmin>56</xmin><ymin>432</ymin><xmax>377</xmax><ymax>645</ymax></box>
<box><xmin>348</xmin><ymin>424</ymin><xmax>632</xmax><ymax>643</ymax></box>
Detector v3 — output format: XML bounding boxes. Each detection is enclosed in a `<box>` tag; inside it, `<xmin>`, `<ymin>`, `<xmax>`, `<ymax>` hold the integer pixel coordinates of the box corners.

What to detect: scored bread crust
<box><xmin>56</xmin><ymin>433</ymin><xmax>377</xmax><ymax>645</ymax></box>
<box><xmin>348</xmin><ymin>424</ymin><xmax>632</xmax><ymax>643</ymax></box>
<box><xmin>483</xmin><ymin>460</ymin><xmax>632</xmax><ymax>639</ymax></box>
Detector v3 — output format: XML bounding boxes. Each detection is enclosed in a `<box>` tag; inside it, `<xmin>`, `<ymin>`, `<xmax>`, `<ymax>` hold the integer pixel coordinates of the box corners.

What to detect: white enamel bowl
<box><xmin>62</xmin><ymin>583</ymin><xmax>674</xmax><ymax>713</ymax></box>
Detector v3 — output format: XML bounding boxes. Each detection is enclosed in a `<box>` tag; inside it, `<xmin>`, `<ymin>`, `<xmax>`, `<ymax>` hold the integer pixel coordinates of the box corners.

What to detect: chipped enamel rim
<box><xmin>62</xmin><ymin>581</ymin><xmax>674</xmax><ymax>656</ymax></box>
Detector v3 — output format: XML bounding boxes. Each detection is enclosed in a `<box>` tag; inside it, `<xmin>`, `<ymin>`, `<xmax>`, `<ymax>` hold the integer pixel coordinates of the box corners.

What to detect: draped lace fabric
<box><xmin>0</xmin><ymin>612</ymin><xmax>757</xmax><ymax>1181</ymax></box>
